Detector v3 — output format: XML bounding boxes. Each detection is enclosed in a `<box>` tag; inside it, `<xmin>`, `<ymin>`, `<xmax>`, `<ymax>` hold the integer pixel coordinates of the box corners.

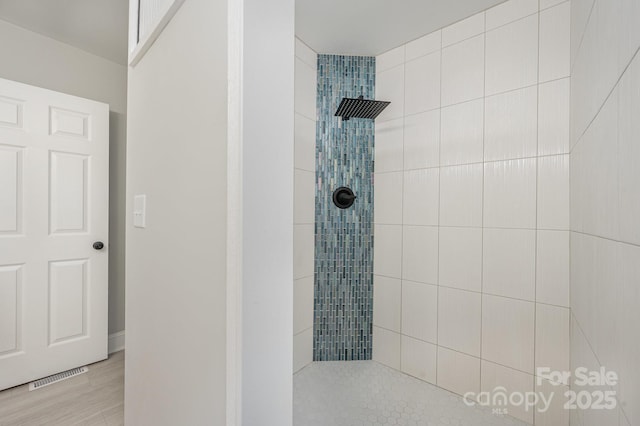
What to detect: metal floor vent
<box><xmin>28</xmin><ymin>366</ymin><xmax>89</xmax><ymax>391</ymax></box>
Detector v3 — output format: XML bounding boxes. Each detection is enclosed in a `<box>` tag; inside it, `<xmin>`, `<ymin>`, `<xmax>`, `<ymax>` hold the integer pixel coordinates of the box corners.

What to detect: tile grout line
<box><xmin>397</xmin><ymin>44</ymin><xmax>406</xmax><ymax>371</ymax></box>
<box><xmin>479</xmin><ymin>8</ymin><xmax>487</xmax><ymax>394</ymax></box>
<box><xmin>534</xmin><ymin>1</ymin><xmax>541</xmax><ymax>417</ymax></box>
<box><xmin>436</xmin><ymin>29</ymin><xmax>444</xmax><ymax>386</ymax></box>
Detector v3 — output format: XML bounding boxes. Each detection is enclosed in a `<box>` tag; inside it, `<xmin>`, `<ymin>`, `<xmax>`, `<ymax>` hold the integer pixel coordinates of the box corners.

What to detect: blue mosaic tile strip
<box><xmin>313</xmin><ymin>54</ymin><xmax>375</xmax><ymax>361</ymax></box>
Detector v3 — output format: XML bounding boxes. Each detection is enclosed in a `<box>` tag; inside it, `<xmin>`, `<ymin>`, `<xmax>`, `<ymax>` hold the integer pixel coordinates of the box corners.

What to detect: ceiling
<box><xmin>0</xmin><ymin>0</ymin><xmax>128</xmax><ymax>65</ymax></box>
<box><xmin>296</xmin><ymin>0</ymin><xmax>506</xmax><ymax>56</ymax></box>
<box><xmin>0</xmin><ymin>0</ymin><xmax>506</xmax><ymax>65</ymax></box>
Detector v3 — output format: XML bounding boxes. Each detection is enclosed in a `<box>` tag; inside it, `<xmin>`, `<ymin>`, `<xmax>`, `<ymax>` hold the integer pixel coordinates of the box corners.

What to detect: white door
<box><xmin>0</xmin><ymin>78</ymin><xmax>109</xmax><ymax>391</ymax></box>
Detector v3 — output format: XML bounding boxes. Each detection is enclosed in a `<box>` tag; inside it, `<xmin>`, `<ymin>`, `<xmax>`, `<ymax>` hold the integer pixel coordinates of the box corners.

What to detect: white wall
<box><xmin>293</xmin><ymin>38</ymin><xmax>317</xmax><ymax>373</ymax></box>
<box><xmin>570</xmin><ymin>0</ymin><xmax>640</xmax><ymax>424</ymax></box>
<box><xmin>240</xmin><ymin>0</ymin><xmax>295</xmax><ymax>424</ymax></box>
<box><xmin>373</xmin><ymin>0</ymin><xmax>570</xmax><ymax>424</ymax></box>
<box><xmin>0</xmin><ymin>19</ymin><xmax>127</xmax><ymax>336</ymax></box>
<box><xmin>124</xmin><ymin>0</ymin><xmax>227</xmax><ymax>423</ymax></box>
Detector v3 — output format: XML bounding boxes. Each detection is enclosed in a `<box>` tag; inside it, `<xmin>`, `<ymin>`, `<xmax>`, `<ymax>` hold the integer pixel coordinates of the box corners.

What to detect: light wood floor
<box><xmin>0</xmin><ymin>351</ymin><xmax>124</xmax><ymax>426</ymax></box>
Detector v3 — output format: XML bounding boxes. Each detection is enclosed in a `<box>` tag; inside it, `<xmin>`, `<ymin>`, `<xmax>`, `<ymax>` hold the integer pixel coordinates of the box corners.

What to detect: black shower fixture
<box><xmin>333</xmin><ymin>187</ymin><xmax>356</xmax><ymax>209</ymax></box>
<box><xmin>335</xmin><ymin>95</ymin><xmax>390</xmax><ymax>121</ymax></box>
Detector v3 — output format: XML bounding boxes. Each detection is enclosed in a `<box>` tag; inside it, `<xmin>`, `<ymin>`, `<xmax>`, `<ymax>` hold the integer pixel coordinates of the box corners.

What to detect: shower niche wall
<box><xmin>313</xmin><ymin>55</ymin><xmax>376</xmax><ymax>361</ymax></box>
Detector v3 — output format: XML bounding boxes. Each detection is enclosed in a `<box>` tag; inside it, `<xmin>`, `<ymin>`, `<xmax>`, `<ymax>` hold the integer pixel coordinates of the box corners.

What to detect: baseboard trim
<box><xmin>108</xmin><ymin>331</ymin><xmax>125</xmax><ymax>354</ymax></box>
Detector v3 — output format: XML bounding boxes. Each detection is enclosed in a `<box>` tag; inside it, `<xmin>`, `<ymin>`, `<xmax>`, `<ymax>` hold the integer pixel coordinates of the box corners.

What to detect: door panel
<box><xmin>50</xmin><ymin>107</ymin><xmax>90</xmax><ymax>140</ymax></box>
<box><xmin>49</xmin><ymin>259</ymin><xmax>88</xmax><ymax>345</ymax></box>
<box><xmin>0</xmin><ymin>265</ymin><xmax>22</xmax><ymax>355</ymax></box>
<box><xmin>49</xmin><ymin>151</ymin><xmax>88</xmax><ymax>234</ymax></box>
<box><xmin>0</xmin><ymin>77</ymin><xmax>108</xmax><ymax>390</ymax></box>
<box><xmin>0</xmin><ymin>145</ymin><xmax>22</xmax><ymax>233</ymax></box>
<box><xmin>0</xmin><ymin>96</ymin><xmax>23</xmax><ymax>128</ymax></box>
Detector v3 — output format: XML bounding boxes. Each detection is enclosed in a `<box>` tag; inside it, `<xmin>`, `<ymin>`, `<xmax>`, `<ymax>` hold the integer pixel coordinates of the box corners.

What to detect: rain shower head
<box><xmin>334</xmin><ymin>95</ymin><xmax>390</xmax><ymax>121</ymax></box>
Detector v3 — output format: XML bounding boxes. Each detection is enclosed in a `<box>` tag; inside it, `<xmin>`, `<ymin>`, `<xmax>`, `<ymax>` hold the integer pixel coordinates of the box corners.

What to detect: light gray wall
<box><xmin>241</xmin><ymin>0</ymin><xmax>294</xmax><ymax>423</ymax></box>
<box><xmin>124</xmin><ymin>0</ymin><xmax>227</xmax><ymax>423</ymax></box>
<box><xmin>0</xmin><ymin>19</ymin><xmax>127</xmax><ymax>335</ymax></box>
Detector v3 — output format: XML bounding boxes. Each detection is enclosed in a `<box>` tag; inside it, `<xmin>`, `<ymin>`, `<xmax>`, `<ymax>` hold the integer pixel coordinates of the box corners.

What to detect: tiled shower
<box><xmin>313</xmin><ymin>55</ymin><xmax>375</xmax><ymax>361</ymax></box>
<box><xmin>293</xmin><ymin>0</ymin><xmax>639</xmax><ymax>425</ymax></box>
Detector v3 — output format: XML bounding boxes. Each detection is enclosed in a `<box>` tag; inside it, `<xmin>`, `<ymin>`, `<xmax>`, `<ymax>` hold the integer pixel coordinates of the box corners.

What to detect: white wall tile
<box><xmin>404</xmin><ymin>110</ymin><xmax>439</xmax><ymax>170</ymax></box>
<box><xmin>436</xmin><ymin>347</ymin><xmax>481</xmax><ymax>396</ymax></box>
<box><xmin>618</xmin><ymin>57</ymin><xmax>640</xmax><ymax>246</ymax></box>
<box><xmin>539</xmin><ymin>2</ymin><xmax>571</xmax><ymax>82</ymax></box>
<box><xmin>377</xmin><ymin>45</ymin><xmax>405</xmax><ymax>73</ymax></box>
<box><xmin>293</xmin><ymin>276</ymin><xmax>314</xmax><ymax>335</ymax></box>
<box><xmin>536</xmin><ymin>304</ymin><xmax>570</xmax><ymax>375</ymax></box>
<box><xmin>402</xmin><ymin>226</ymin><xmax>438</xmax><ymax>284</ymax></box>
<box><xmin>401</xmin><ymin>281</ymin><xmax>438</xmax><ymax>343</ymax></box>
<box><xmin>439</xmin><ymin>227</ymin><xmax>482</xmax><ymax>292</ymax></box>
<box><xmin>295</xmin><ymin>114</ymin><xmax>316</xmax><ymax>172</ymax></box>
<box><xmin>480</xmin><ymin>361</ymin><xmax>535</xmax><ymax>424</ymax></box>
<box><xmin>584</xmin><ymin>236</ymin><xmax>620</xmax><ymax>382</ymax></box>
<box><xmin>373</xmin><ymin>275</ymin><xmax>401</xmax><ymax>332</ymax></box>
<box><xmin>401</xmin><ymin>335</ymin><xmax>437</xmax><ymax>383</ymax></box>
<box><xmin>374</xmin><ymin>172</ymin><xmax>403</xmax><ymax>224</ymax></box>
<box><xmin>484</xmin><ymin>158</ymin><xmax>537</xmax><ymax>228</ymax></box>
<box><xmin>373</xmin><ymin>326</ymin><xmax>401</xmax><ymax>369</ymax></box>
<box><xmin>294</xmin><ymin>224</ymin><xmax>314</xmax><ymax>279</ymax></box>
<box><xmin>536</xmin><ymin>230</ymin><xmax>570</xmax><ymax>307</ymax></box>
<box><xmin>618</xmin><ymin>0</ymin><xmax>640</xmax><ymax>73</ymax></box>
<box><xmin>486</xmin><ymin>0</ymin><xmax>539</xmax><ymax>30</ymax></box>
<box><xmin>293</xmin><ymin>328</ymin><xmax>313</xmax><ymax>373</ymax></box>
<box><xmin>439</xmin><ymin>164</ymin><xmax>483</xmax><ymax>227</ymax></box>
<box><xmin>375</xmin><ymin>118</ymin><xmax>404</xmax><ymax>172</ymax></box>
<box><xmin>404</xmin><ymin>52</ymin><xmax>441</xmax><ymax>115</ymax></box>
<box><xmin>535</xmin><ymin>378</ymin><xmax>570</xmax><ymax>426</ymax></box>
<box><xmin>442</xmin><ymin>12</ymin><xmax>485</xmax><ymax>47</ymax></box>
<box><xmin>570</xmin><ymin>0</ymin><xmax>621</xmax><ymax>144</ymax></box>
<box><xmin>486</xmin><ymin>15</ymin><xmax>538</xmax><ymax>95</ymax></box>
<box><xmin>294</xmin><ymin>169</ymin><xmax>315</xmax><ymax>224</ymax></box>
<box><xmin>295</xmin><ymin>57</ymin><xmax>316</xmax><ymax>119</ymax></box>
<box><xmin>540</xmin><ymin>0</ymin><xmax>566</xmax><ymax>10</ymax></box>
<box><xmin>440</xmin><ymin>99</ymin><xmax>484</xmax><ymax>166</ymax></box>
<box><xmin>376</xmin><ymin>65</ymin><xmax>405</xmax><ymax>121</ymax></box>
<box><xmin>539</xmin><ymin>78</ymin><xmax>570</xmax><ymax>155</ymax></box>
<box><xmin>538</xmin><ymin>154</ymin><xmax>570</xmax><ymax>230</ymax></box>
<box><xmin>570</xmin><ymin>0</ymin><xmax>595</xmax><ymax>69</ymax></box>
<box><xmin>374</xmin><ymin>225</ymin><xmax>403</xmax><ymax>278</ymax></box>
<box><xmin>441</xmin><ymin>35</ymin><xmax>484</xmax><ymax>106</ymax></box>
<box><xmin>569</xmin><ymin>314</ymin><xmax>620</xmax><ymax>426</ymax></box>
<box><xmin>438</xmin><ymin>287</ymin><xmax>481</xmax><ymax>356</ymax></box>
<box><xmin>482</xmin><ymin>294</ymin><xmax>535</xmax><ymax>373</ymax></box>
<box><xmin>295</xmin><ymin>38</ymin><xmax>317</xmax><ymax>70</ymax></box>
<box><xmin>573</xmin><ymin>91</ymin><xmax>619</xmax><ymax>240</ymax></box>
<box><xmin>403</xmin><ymin>168</ymin><xmax>439</xmax><ymax>226</ymax></box>
<box><xmin>484</xmin><ymin>85</ymin><xmax>538</xmax><ymax>161</ymax></box>
<box><xmin>570</xmin><ymin>234</ymin><xmax>619</xmax><ymax>367</ymax></box>
<box><xmin>405</xmin><ymin>30</ymin><xmax>441</xmax><ymax>61</ymax></box>
<box><xmin>618</xmin><ymin>243</ymin><xmax>640</xmax><ymax>424</ymax></box>
<box><xmin>483</xmin><ymin>228</ymin><xmax>536</xmax><ymax>301</ymax></box>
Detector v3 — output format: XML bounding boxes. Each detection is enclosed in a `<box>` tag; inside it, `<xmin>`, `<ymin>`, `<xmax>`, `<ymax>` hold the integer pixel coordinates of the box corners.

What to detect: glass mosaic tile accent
<box><xmin>313</xmin><ymin>54</ymin><xmax>375</xmax><ymax>361</ymax></box>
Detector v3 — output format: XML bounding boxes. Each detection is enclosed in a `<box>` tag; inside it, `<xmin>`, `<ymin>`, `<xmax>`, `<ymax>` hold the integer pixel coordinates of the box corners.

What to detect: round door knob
<box><xmin>93</xmin><ymin>241</ymin><xmax>105</xmax><ymax>250</ymax></box>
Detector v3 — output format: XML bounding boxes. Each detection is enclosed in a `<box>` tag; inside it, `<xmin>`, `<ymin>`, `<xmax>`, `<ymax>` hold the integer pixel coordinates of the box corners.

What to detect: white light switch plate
<box><xmin>134</xmin><ymin>195</ymin><xmax>146</xmax><ymax>228</ymax></box>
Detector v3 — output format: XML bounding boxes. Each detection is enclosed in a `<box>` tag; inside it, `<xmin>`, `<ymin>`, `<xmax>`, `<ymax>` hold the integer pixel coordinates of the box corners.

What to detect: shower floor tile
<box><xmin>294</xmin><ymin>361</ymin><xmax>529</xmax><ymax>426</ymax></box>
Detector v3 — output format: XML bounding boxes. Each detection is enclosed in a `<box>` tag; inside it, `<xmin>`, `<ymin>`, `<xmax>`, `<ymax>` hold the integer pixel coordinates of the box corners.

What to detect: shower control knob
<box><xmin>333</xmin><ymin>187</ymin><xmax>357</xmax><ymax>209</ymax></box>
<box><xmin>93</xmin><ymin>241</ymin><xmax>105</xmax><ymax>250</ymax></box>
